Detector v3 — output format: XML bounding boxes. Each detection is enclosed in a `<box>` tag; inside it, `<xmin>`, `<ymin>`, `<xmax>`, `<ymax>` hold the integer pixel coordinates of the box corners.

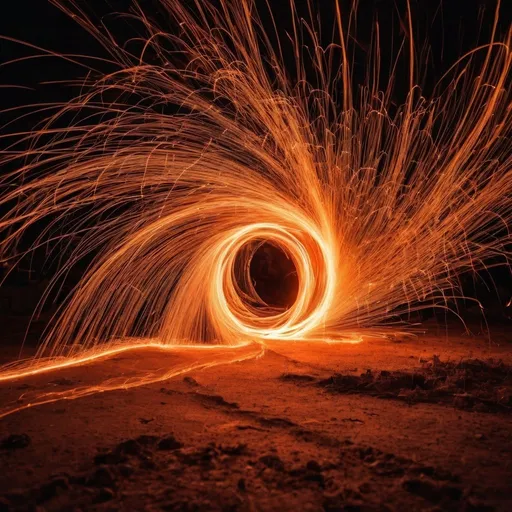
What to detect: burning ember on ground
<box><xmin>0</xmin><ymin>1</ymin><xmax>511</xmax><ymax>510</ymax></box>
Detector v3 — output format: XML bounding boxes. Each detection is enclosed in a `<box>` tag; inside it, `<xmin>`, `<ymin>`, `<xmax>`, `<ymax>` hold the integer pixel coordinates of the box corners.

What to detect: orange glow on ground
<box><xmin>0</xmin><ymin>332</ymin><xmax>368</xmax><ymax>419</ymax></box>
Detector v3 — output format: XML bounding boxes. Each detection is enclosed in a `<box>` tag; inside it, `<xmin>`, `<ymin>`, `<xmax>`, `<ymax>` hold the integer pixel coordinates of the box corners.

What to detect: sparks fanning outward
<box><xmin>0</xmin><ymin>0</ymin><xmax>511</xmax><ymax>388</ymax></box>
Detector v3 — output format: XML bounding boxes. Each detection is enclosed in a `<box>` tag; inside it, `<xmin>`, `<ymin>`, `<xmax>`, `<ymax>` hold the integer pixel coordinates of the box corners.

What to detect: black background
<box><xmin>1</xmin><ymin>0</ymin><xmax>511</xmax><ymax>107</ymax></box>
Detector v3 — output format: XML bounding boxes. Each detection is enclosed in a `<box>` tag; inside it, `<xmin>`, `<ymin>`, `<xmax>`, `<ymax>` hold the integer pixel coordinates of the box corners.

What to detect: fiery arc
<box><xmin>0</xmin><ymin>0</ymin><xmax>511</xmax><ymax>414</ymax></box>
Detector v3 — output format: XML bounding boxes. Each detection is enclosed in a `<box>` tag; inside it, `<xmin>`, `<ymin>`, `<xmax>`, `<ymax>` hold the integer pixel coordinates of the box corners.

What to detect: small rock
<box><xmin>453</xmin><ymin>394</ymin><xmax>473</xmax><ymax>410</ymax></box>
<box><xmin>118</xmin><ymin>464</ymin><xmax>135</xmax><ymax>478</ymax></box>
<box><xmin>323</xmin><ymin>494</ymin><xmax>363</xmax><ymax>512</ymax></box>
<box><xmin>116</xmin><ymin>439</ymin><xmax>141</xmax><ymax>456</ymax></box>
<box><xmin>139</xmin><ymin>455</ymin><xmax>157</xmax><ymax>470</ymax></box>
<box><xmin>50</xmin><ymin>378</ymin><xmax>74</xmax><ymax>386</ymax></box>
<box><xmin>69</xmin><ymin>474</ymin><xmax>87</xmax><ymax>485</ymax></box>
<box><xmin>359</xmin><ymin>482</ymin><xmax>372</xmax><ymax>494</ymax></box>
<box><xmin>259</xmin><ymin>454</ymin><xmax>285</xmax><ymax>472</ymax></box>
<box><xmin>358</xmin><ymin>446</ymin><xmax>376</xmax><ymax>462</ymax></box>
<box><xmin>219</xmin><ymin>443</ymin><xmax>247</xmax><ymax>456</ymax></box>
<box><xmin>183</xmin><ymin>376</ymin><xmax>199</xmax><ymax>387</ymax></box>
<box><xmin>177</xmin><ymin>445</ymin><xmax>217</xmax><ymax>466</ymax></box>
<box><xmin>94</xmin><ymin>450</ymin><xmax>126</xmax><ymax>465</ymax></box>
<box><xmin>3</xmin><ymin>491</ymin><xmax>24</xmax><ymax>507</ymax></box>
<box><xmin>135</xmin><ymin>435</ymin><xmax>158</xmax><ymax>446</ymax></box>
<box><xmin>158</xmin><ymin>435</ymin><xmax>183</xmax><ymax>451</ymax></box>
<box><xmin>38</xmin><ymin>476</ymin><xmax>69</xmax><ymax>503</ymax></box>
<box><xmin>0</xmin><ymin>434</ymin><xmax>31</xmax><ymax>451</ymax></box>
<box><xmin>403</xmin><ymin>478</ymin><xmax>462</xmax><ymax>502</ymax></box>
<box><xmin>94</xmin><ymin>488</ymin><xmax>115</xmax><ymax>503</ymax></box>
<box><xmin>306</xmin><ymin>460</ymin><xmax>322</xmax><ymax>472</ymax></box>
<box><xmin>88</xmin><ymin>466</ymin><xmax>116</xmax><ymax>488</ymax></box>
<box><xmin>304</xmin><ymin>471</ymin><xmax>325</xmax><ymax>486</ymax></box>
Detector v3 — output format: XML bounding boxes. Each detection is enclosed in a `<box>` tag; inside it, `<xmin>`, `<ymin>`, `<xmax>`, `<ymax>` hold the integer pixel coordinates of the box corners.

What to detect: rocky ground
<box><xmin>0</xmin><ymin>320</ymin><xmax>511</xmax><ymax>511</ymax></box>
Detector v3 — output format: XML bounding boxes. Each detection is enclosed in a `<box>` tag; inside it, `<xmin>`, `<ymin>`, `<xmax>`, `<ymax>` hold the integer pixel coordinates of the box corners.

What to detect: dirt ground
<box><xmin>0</xmin><ymin>320</ymin><xmax>511</xmax><ymax>511</ymax></box>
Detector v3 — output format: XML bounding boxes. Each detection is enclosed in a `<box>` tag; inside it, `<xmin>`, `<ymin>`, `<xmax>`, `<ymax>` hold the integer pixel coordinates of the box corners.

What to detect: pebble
<box><xmin>0</xmin><ymin>434</ymin><xmax>31</xmax><ymax>451</ymax></box>
<box><xmin>158</xmin><ymin>435</ymin><xmax>183</xmax><ymax>451</ymax></box>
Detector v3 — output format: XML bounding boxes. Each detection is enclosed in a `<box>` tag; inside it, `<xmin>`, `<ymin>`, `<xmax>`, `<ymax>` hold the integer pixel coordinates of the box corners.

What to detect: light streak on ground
<box><xmin>0</xmin><ymin>341</ymin><xmax>266</xmax><ymax>419</ymax></box>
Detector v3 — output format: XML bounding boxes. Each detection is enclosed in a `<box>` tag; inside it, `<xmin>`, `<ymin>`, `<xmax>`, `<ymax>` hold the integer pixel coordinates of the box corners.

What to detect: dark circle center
<box><xmin>248</xmin><ymin>241</ymin><xmax>299</xmax><ymax>309</ymax></box>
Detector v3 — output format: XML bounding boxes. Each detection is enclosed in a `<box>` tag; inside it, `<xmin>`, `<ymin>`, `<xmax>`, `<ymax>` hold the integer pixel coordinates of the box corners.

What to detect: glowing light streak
<box><xmin>0</xmin><ymin>341</ymin><xmax>265</xmax><ymax>419</ymax></box>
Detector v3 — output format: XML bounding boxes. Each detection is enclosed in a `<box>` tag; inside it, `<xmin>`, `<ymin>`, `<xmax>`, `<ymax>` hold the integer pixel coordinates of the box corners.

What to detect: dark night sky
<box><xmin>1</xmin><ymin>0</ymin><xmax>511</xmax><ymax>110</ymax></box>
<box><xmin>0</xmin><ymin>1</ymin><xmax>510</xmax><ymax>162</ymax></box>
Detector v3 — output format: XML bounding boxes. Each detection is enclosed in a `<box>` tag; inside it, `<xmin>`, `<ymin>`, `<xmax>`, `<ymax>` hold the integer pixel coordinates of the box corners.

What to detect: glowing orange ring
<box><xmin>210</xmin><ymin>221</ymin><xmax>336</xmax><ymax>340</ymax></box>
